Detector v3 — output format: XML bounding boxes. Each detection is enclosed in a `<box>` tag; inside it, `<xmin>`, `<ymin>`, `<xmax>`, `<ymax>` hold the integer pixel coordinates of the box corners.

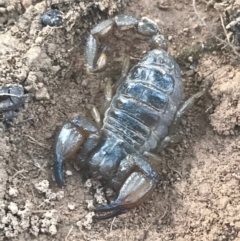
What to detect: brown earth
<box><xmin>0</xmin><ymin>0</ymin><xmax>240</xmax><ymax>240</ymax></box>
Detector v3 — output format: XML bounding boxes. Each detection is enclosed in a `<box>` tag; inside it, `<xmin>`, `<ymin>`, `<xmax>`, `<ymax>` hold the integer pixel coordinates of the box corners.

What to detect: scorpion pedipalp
<box><xmin>54</xmin><ymin>117</ymin><xmax>100</xmax><ymax>187</ymax></box>
<box><xmin>85</xmin><ymin>14</ymin><xmax>167</xmax><ymax>72</ymax></box>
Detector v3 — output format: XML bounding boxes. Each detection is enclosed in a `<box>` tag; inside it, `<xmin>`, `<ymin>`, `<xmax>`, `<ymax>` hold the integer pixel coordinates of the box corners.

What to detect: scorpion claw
<box><xmin>54</xmin><ymin>118</ymin><xmax>100</xmax><ymax>187</ymax></box>
<box><xmin>54</xmin><ymin>122</ymin><xmax>85</xmax><ymax>187</ymax></box>
<box><xmin>94</xmin><ymin>172</ymin><xmax>156</xmax><ymax>220</ymax></box>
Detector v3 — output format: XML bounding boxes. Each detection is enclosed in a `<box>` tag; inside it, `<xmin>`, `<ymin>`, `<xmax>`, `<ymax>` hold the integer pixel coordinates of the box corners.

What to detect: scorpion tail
<box><xmin>94</xmin><ymin>172</ymin><xmax>156</xmax><ymax>219</ymax></box>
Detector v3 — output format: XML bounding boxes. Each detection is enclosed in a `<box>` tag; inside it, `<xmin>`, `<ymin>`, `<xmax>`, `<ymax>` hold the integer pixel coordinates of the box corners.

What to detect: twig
<box><xmin>34</xmin><ymin>160</ymin><xmax>48</xmax><ymax>175</ymax></box>
<box><xmin>192</xmin><ymin>0</ymin><xmax>240</xmax><ymax>58</ymax></box>
<box><xmin>32</xmin><ymin>210</ymin><xmax>51</xmax><ymax>213</ymax></box>
<box><xmin>23</xmin><ymin>134</ymin><xmax>51</xmax><ymax>150</ymax></box>
<box><xmin>12</xmin><ymin>168</ymin><xmax>27</xmax><ymax>179</ymax></box>
<box><xmin>65</xmin><ymin>225</ymin><xmax>73</xmax><ymax>241</ymax></box>
<box><xmin>110</xmin><ymin>217</ymin><xmax>116</xmax><ymax>232</ymax></box>
<box><xmin>31</xmin><ymin>186</ymin><xmax>36</xmax><ymax>203</ymax></box>
<box><xmin>38</xmin><ymin>198</ymin><xmax>52</xmax><ymax>208</ymax></box>
<box><xmin>124</xmin><ymin>221</ymin><xmax>127</xmax><ymax>241</ymax></box>
<box><xmin>166</xmin><ymin>162</ymin><xmax>183</xmax><ymax>179</ymax></box>
<box><xmin>219</xmin><ymin>13</ymin><xmax>229</xmax><ymax>43</ymax></box>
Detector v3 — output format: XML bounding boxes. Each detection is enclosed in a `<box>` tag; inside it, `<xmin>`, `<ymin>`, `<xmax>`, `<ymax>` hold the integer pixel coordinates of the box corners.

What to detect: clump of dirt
<box><xmin>209</xmin><ymin>65</ymin><xmax>240</xmax><ymax>135</ymax></box>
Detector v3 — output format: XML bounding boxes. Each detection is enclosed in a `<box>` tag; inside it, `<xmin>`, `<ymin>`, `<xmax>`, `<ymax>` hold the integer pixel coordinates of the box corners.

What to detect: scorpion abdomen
<box><xmin>103</xmin><ymin>49</ymin><xmax>183</xmax><ymax>153</ymax></box>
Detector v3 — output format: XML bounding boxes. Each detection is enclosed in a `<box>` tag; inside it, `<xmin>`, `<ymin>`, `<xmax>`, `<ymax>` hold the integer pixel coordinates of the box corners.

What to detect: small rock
<box><xmin>34</xmin><ymin>180</ymin><xmax>49</xmax><ymax>193</ymax></box>
<box><xmin>188</xmin><ymin>56</ymin><xmax>193</xmax><ymax>63</ymax></box>
<box><xmin>52</xmin><ymin>65</ymin><xmax>60</xmax><ymax>73</ymax></box>
<box><xmin>94</xmin><ymin>187</ymin><xmax>107</xmax><ymax>205</ymax></box>
<box><xmin>0</xmin><ymin>0</ymin><xmax>6</xmax><ymax>7</ymax></box>
<box><xmin>65</xmin><ymin>170</ymin><xmax>72</xmax><ymax>176</ymax></box>
<box><xmin>185</xmin><ymin>69</ymin><xmax>195</xmax><ymax>77</ymax></box>
<box><xmin>8</xmin><ymin>187</ymin><xmax>18</xmax><ymax>197</ymax></box>
<box><xmin>0</xmin><ymin>7</ymin><xmax>6</xmax><ymax>13</ymax></box>
<box><xmin>81</xmin><ymin>78</ymin><xmax>88</xmax><ymax>86</ymax></box>
<box><xmin>6</xmin><ymin>5</ymin><xmax>14</xmax><ymax>12</ymax></box>
<box><xmin>198</xmin><ymin>182</ymin><xmax>212</xmax><ymax>198</ymax></box>
<box><xmin>56</xmin><ymin>191</ymin><xmax>64</xmax><ymax>200</ymax></box>
<box><xmin>86</xmin><ymin>200</ymin><xmax>95</xmax><ymax>211</ymax></box>
<box><xmin>35</xmin><ymin>36</ymin><xmax>43</xmax><ymax>44</ymax></box>
<box><xmin>25</xmin><ymin>46</ymin><xmax>51</xmax><ymax>70</ymax></box>
<box><xmin>35</xmin><ymin>85</ymin><xmax>50</xmax><ymax>100</ymax></box>
<box><xmin>8</xmin><ymin>202</ymin><xmax>18</xmax><ymax>214</ymax></box>
<box><xmin>68</xmin><ymin>203</ymin><xmax>75</xmax><ymax>210</ymax></box>
<box><xmin>218</xmin><ymin>196</ymin><xmax>229</xmax><ymax>210</ymax></box>
<box><xmin>45</xmin><ymin>190</ymin><xmax>57</xmax><ymax>200</ymax></box>
<box><xmin>21</xmin><ymin>0</ymin><xmax>32</xmax><ymax>9</ymax></box>
<box><xmin>77</xmin><ymin>212</ymin><xmax>95</xmax><ymax>230</ymax></box>
<box><xmin>11</xmin><ymin>26</ymin><xmax>19</xmax><ymax>34</ymax></box>
<box><xmin>235</xmin><ymin>221</ymin><xmax>240</xmax><ymax>231</ymax></box>
<box><xmin>84</xmin><ymin>179</ymin><xmax>92</xmax><ymax>189</ymax></box>
<box><xmin>16</xmin><ymin>69</ymin><xmax>28</xmax><ymax>82</ymax></box>
<box><xmin>49</xmin><ymin>224</ymin><xmax>57</xmax><ymax>236</ymax></box>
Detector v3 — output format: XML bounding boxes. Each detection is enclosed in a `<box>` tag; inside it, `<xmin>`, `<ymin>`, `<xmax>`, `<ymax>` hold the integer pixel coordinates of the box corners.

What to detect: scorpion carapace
<box><xmin>54</xmin><ymin>15</ymin><xmax>205</xmax><ymax>220</ymax></box>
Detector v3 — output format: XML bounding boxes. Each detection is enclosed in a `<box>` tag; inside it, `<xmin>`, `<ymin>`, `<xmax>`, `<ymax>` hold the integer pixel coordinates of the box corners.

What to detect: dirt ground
<box><xmin>1</xmin><ymin>0</ymin><xmax>240</xmax><ymax>240</ymax></box>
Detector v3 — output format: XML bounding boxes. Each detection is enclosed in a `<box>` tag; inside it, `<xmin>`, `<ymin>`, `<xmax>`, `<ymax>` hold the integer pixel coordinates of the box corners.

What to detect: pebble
<box><xmin>34</xmin><ymin>180</ymin><xmax>49</xmax><ymax>193</ymax></box>
<box><xmin>0</xmin><ymin>7</ymin><xmax>6</xmax><ymax>13</ymax></box>
<box><xmin>68</xmin><ymin>203</ymin><xmax>75</xmax><ymax>210</ymax></box>
<box><xmin>8</xmin><ymin>202</ymin><xmax>18</xmax><ymax>214</ymax></box>
<box><xmin>0</xmin><ymin>0</ymin><xmax>6</xmax><ymax>6</ymax></box>
<box><xmin>6</xmin><ymin>5</ymin><xmax>14</xmax><ymax>12</ymax></box>
<box><xmin>8</xmin><ymin>187</ymin><xmax>18</xmax><ymax>197</ymax></box>
<box><xmin>185</xmin><ymin>69</ymin><xmax>195</xmax><ymax>77</ymax></box>
<box><xmin>21</xmin><ymin>0</ymin><xmax>32</xmax><ymax>9</ymax></box>
<box><xmin>65</xmin><ymin>170</ymin><xmax>72</xmax><ymax>176</ymax></box>
<box><xmin>49</xmin><ymin>224</ymin><xmax>57</xmax><ymax>236</ymax></box>
<box><xmin>35</xmin><ymin>85</ymin><xmax>50</xmax><ymax>100</ymax></box>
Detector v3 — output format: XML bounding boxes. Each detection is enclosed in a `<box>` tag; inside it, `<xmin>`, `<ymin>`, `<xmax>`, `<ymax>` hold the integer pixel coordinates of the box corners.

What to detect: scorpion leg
<box><xmin>158</xmin><ymin>90</ymin><xmax>206</xmax><ymax>151</ymax></box>
<box><xmin>91</xmin><ymin>77</ymin><xmax>113</xmax><ymax>125</ymax></box>
<box><xmin>112</xmin><ymin>55</ymin><xmax>131</xmax><ymax>93</ymax></box>
<box><xmin>169</xmin><ymin>90</ymin><xmax>206</xmax><ymax>135</ymax></box>
<box><xmin>143</xmin><ymin>152</ymin><xmax>163</xmax><ymax>171</ymax></box>
<box><xmin>91</xmin><ymin>54</ymin><xmax>131</xmax><ymax>124</ymax></box>
<box><xmin>54</xmin><ymin>117</ymin><xmax>100</xmax><ymax>187</ymax></box>
<box><xmin>102</xmin><ymin>55</ymin><xmax>131</xmax><ymax>111</ymax></box>
<box><xmin>94</xmin><ymin>154</ymin><xmax>157</xmax><ymax>219</ymax></box>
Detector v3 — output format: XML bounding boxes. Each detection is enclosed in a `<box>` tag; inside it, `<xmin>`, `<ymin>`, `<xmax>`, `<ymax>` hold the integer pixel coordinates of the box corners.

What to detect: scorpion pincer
<box><xmin>54</xmin><ymin>15</ymin><xmax>204</xmax><ymax>219</ymax></box>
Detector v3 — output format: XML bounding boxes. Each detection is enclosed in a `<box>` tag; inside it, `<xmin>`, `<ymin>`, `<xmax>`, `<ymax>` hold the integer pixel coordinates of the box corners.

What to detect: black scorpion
<box><xmin>53</xmin><ymin>15</ymin><xmax>204</xmax><ymax>219</ymax></box>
